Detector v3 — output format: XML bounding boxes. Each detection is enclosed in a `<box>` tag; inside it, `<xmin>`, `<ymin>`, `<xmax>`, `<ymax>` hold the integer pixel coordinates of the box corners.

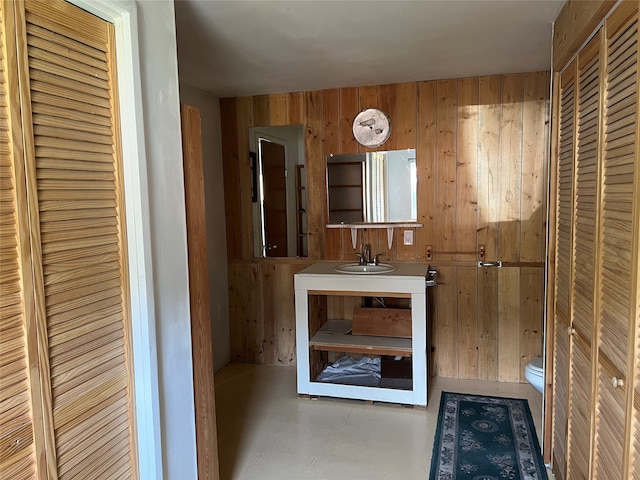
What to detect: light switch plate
<box><xmin>403</xmin><ymin>230</ymin><xmax>413</xmax><ymax>246</ymax></box>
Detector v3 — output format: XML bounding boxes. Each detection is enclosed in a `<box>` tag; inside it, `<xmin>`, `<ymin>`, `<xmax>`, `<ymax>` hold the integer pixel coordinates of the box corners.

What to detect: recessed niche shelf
<box><xmin>326</xmin><ymin>223</ymin><xmax>423</xmax><ymax>249</ymax></box>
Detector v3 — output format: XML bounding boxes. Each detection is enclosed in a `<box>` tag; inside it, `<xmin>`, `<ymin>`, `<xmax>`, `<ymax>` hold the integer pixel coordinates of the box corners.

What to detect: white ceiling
<box><xmin>174</xmin><ymin>0</ymin><xmax>564</xmax><ymax>98</ymax></box>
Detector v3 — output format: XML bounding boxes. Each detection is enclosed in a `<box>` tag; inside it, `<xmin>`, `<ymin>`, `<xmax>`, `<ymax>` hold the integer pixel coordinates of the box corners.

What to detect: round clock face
<box><xmin>352</xmin><ymin>108</ymin><xmax>391</xmax><ymax>148</ymax></box>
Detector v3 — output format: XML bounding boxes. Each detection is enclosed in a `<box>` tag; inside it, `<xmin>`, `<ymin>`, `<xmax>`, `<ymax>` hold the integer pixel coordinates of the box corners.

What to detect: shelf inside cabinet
<box><xmin>309</xmin><ymin>331</ymin><xmax>412</xmax><ymax>357</ymax></box>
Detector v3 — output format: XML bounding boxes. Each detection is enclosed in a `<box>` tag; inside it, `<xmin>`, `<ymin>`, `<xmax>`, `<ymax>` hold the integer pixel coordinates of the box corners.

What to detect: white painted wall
<box><xmin>136</xmin><ymin>1</ymin><xmax>197</xmax><ymax>477</ymax></box>
<box><xmin>178</xmin><ymin>83</ymin><xmax>231</xmax><ymax>371</ymax></box>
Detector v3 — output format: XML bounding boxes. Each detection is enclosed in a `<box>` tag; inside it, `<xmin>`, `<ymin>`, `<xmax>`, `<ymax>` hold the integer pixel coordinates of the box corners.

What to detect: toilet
<box><xmin>525</xmin><ymin>357</ymin><xmax>544</xmax><ymax>394</ymax></box>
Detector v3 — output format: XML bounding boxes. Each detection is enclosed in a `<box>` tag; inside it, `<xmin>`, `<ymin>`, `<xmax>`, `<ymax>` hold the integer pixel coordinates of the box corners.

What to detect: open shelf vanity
<box><xmin>294</xmin><ymin>261</ymin><xmax>435</xmax><ymax>407</ymax></box>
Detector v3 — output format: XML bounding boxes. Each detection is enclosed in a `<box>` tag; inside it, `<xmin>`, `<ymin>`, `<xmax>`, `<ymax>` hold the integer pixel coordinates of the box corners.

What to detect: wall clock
<box><xmin>352</xmin><ymin>108</ymin><xmax>391</xmax><ymax>148</ymax></box>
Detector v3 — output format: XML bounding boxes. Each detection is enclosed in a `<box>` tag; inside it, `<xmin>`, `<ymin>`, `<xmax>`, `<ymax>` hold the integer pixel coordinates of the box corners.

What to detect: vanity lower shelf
<box><xmin>309</xmin><ymin>332</ymin><xmax>412</xmax><ymax>357</ymax></box>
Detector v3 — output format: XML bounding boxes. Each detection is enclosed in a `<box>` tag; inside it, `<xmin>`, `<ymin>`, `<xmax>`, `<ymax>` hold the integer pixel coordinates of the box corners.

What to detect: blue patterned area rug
<box><xmin>429</xmin><ymin>392</ymin><xmax>548</xmax><ymax>480</ymax></box>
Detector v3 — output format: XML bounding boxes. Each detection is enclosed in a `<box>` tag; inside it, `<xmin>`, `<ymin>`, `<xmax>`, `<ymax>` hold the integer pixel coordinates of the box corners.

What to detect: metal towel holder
<box><xmin>477</xmin><ymin>260</ymin><xmax>503</xmax><ymax>268</ymax></box>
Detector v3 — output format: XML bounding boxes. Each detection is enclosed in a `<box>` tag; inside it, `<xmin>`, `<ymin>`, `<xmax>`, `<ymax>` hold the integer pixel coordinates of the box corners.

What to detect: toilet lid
<box><xmin>529</xmin><ymin>357</ymin><xmax>543</xmax><ymax>372</ymax></box>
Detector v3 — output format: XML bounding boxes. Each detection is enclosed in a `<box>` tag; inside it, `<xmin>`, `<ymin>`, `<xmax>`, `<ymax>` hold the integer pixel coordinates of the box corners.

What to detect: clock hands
<box><xmin>359</xmin><ymin>119</ymin><xmax>384</xmax><ymax>135</ymax></box>
<box><xmin>359</xmin><ymin>118</ymin><xmax>375</xmax><ymax>128</ymax></box>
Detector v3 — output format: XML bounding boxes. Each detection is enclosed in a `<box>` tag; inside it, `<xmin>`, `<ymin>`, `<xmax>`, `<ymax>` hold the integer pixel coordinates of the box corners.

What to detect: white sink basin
<box><xmin>334</xmin><ymin>263</ymin><xmax>397</xmax><ymax>274</ymax></box>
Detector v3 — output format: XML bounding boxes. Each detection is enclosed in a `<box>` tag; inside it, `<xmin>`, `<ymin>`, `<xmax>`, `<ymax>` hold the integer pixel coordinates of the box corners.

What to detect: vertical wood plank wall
<box><xmin>221</xmin><ymin>72</ymin><xmax>550</xmax><ymax>382</ymax></box>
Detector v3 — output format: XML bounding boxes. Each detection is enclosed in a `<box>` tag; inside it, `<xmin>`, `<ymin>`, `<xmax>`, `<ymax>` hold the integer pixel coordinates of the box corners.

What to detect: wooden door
<box><xmin>0</xmin><ymin>0</ymin><xmax>138</xmax><ymax>477</ymax></box>
<box><xmin>551</xmin><ymin>2</ymin><xmax>640</xmax><ymax>478</ymax></box>
<box><xmin>261</xmin><ymin>139</ymin><xmax>287</xmax><ymax>257</ymax></box>
<box><xmin>180</xmin><ymin>104</ymin><xmax>220</xmax><ymax>480</ymax></box>
<box><xmin>553</xmin><ymin>62</ymin><xmax>576</xmax><ymax>480</ymax></box>
<box><xmin>566</xmin><ymin>31</ymin><xmax>603</xmax><ymax>480</ymax></box>
<box><xmin>593</xmin><ymin>4</ymin><xmax>638</xmax><ymax>479</ymax></box>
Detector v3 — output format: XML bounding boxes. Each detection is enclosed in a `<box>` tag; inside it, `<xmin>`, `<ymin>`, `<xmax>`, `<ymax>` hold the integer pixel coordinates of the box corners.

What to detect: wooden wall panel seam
<box><xmin>435</xmin><ymin>79</ymin><xmax>458</xmax><ymax>378</ymax></box>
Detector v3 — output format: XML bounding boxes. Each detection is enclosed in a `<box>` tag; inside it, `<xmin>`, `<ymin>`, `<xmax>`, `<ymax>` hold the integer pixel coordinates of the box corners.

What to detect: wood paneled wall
<box><xmin>227</xmin><ymin>259</ymin><xmax>312</xmax><ymax>365</ymax></box>
<box><xmin>221</xmin><ymin>71</ymin><xmax>550</xmax><ymax>381</ymax></box>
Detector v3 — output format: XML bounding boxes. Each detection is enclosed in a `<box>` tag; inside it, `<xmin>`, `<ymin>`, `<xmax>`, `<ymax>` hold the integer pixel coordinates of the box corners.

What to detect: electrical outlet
<box><xmin>403</xmin><ymin>230</ymin><xmax>414</xmax><ymax>246</ymax></box>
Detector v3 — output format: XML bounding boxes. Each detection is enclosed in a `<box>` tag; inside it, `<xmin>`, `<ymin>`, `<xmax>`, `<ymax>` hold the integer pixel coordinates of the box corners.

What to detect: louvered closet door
<box><xmin>0</xmin><ymin>2</ymin><xmax>42</xmax><ymax>478</ymax></box>
<box><xmin>593</xmin><ymin>3</ymin><xmax>639</xmax><ymax>479</ymax></box>
<box><xmin>566</xmin><ymin>32</ymin><xmax>603</xmax><ymax>480</ymax></box>
<box><xmin>553</xmin><ymin>62</ymin><xmax>576</xmax><ymax>480</ymax></box>
<box><xmin>621</xmin><ymin>6</ymin><xmax>640</xmax><ymax>479</ymax></box>
<box><xmin>13</xmin><ymin>1</ymin><xmax>137</xmax><ymax>478</ymax></box>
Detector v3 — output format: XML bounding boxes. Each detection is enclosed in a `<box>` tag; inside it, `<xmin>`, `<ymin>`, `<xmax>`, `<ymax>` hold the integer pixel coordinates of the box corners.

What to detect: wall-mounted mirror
<box><xmin>250</xmin><ymin>125</ymin><xmax>306</xmax><ymax>258</ymax></box>
<box><xmin>327</xmin><ymin>149</ymin><xmax>417</xmax><ymax>224</ymax></box>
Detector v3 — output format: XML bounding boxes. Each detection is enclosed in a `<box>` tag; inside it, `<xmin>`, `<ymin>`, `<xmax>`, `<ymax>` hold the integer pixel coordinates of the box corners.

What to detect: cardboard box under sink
<box><xmin>351</xmin><ymin>307</ymin><xmax>412</xmax><ymax>338</ymax></box>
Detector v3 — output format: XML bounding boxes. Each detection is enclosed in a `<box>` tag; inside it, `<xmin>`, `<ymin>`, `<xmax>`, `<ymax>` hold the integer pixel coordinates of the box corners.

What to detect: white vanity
<box><xmin>294</xmin><ymin>261</ymin><xmax>434</xmax><ymax>407</ymax></box>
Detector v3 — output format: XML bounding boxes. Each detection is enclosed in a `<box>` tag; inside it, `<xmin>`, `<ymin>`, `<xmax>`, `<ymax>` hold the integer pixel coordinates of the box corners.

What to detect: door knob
<box><xmin>611</xmin><ymin>377</ymin><xmax>624</xmax><ymax>388</ymax></box>
<box><xmin>568</xmin><ymin>327</ymin><xmax>576</xmax><ymax>335</ymax></box>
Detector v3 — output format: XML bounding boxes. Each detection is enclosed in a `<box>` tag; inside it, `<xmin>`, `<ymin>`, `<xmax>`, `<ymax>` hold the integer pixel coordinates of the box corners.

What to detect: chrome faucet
<box><xmin>363</xmin><ymin>244</ymin><xmax>371</xmax><ymax>265</ymax></box>
<box><xmin>356</xmin><ymin>244</ymin><xmax>384</xmax><ymax>265</ymax></box>
<box><xmin>356</xmin><ymin>243</ymin><xmax>371</xmax><ymax>265</ymax></box>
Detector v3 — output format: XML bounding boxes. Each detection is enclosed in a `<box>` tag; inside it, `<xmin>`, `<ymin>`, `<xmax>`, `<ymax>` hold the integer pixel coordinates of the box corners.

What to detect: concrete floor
<box><xmin>214</xmin><ymin>363</ymin><xmax>547</xmax><ymax>480</ymax></box>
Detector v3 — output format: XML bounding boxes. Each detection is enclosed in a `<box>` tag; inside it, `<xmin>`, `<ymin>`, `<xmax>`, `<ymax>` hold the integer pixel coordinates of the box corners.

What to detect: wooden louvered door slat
<box><xmin>10</xmin><ymin>1</ymin><xmax>137</xmax><ymax>478</ymax></box>
<box><xmin>594</xmin><ymin>4</ymin><xmax>639</xmax><ymax>480</ymax></box>
<box><xmin>553</xmin><ymin>62</ymin><xmax>576</xmax><ymax>480</ymax></box>
<box><xmin>0</xmin><ymin>1</ymin><xmax>44</xmax><ymax>478</ymax></box>
<box><xmin>567</xmin><ymin>32</ymin><xmax>603</xmax><ymax>480</ymax></box>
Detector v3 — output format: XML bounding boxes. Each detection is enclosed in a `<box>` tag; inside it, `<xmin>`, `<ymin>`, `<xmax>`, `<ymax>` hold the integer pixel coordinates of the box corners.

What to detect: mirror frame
<box><xmin>326</xmin><ymin>149</ymin><xmax>417</xmax><ymax>225</ymax></box>
<box><xmin>249</xmin><ymin>125</ymin><xmax>306</xmax><ymax>258</ymax></box>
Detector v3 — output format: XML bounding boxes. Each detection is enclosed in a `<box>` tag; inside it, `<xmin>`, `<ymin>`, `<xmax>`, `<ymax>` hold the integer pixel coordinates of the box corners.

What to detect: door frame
<box><xmin>258</xmin><ymin>135</ymin><xmax>289</xmax><ymax>257</ymax></box>
<box><xmin>65</xmin><ymin>1</ymin><xmax>162</xmax><ymax>477</ymax></box>
<box><xmin>251</xmin><ymin>131</ymin><xmax>294</xmax><ymax>256</ymax></box>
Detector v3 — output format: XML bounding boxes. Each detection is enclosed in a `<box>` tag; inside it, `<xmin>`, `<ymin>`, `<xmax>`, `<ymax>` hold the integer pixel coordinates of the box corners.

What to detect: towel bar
<box><xmin>477</xmin><ymin>260</ymin><xmax>502</xmax><ymax>268</ymax></box>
